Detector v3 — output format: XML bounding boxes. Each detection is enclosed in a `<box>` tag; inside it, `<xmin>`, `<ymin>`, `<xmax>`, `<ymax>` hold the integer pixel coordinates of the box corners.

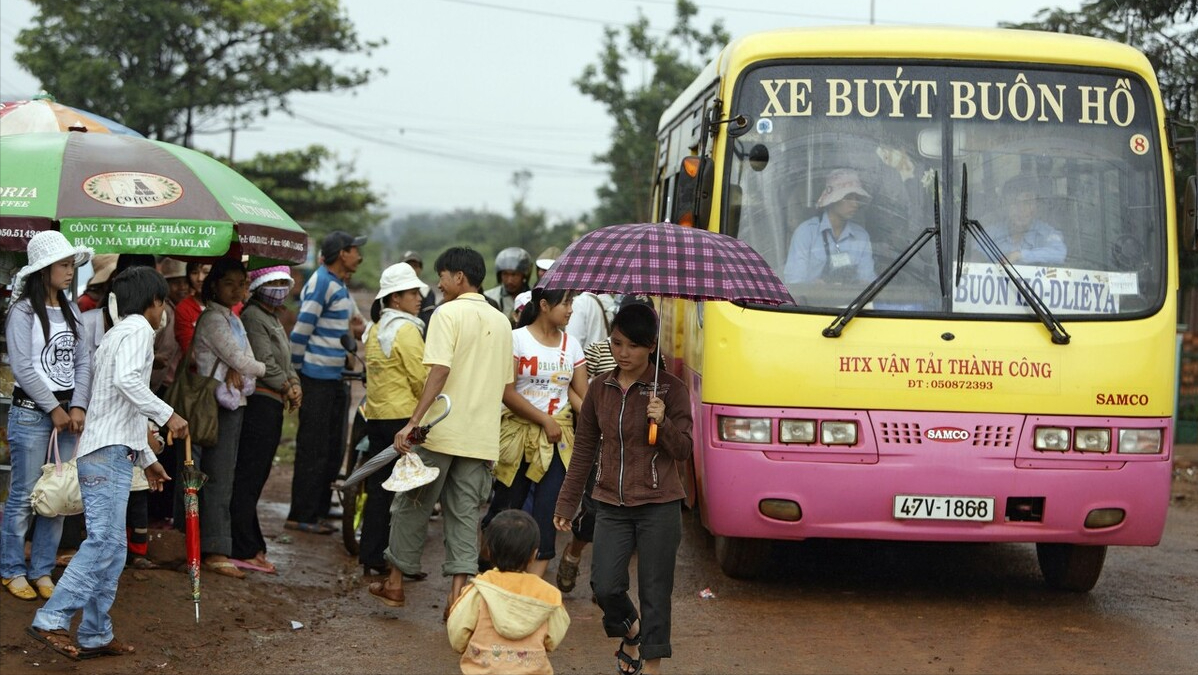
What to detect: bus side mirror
<box><xmin>672</xmin><ymin>156</ymin><xmax>714</xmax><ymax>228</ymax></box>
<box><xmin>1184</xmin><ymin>175</ymin><xmax>1197</xmax><ymax>251</ymax></box>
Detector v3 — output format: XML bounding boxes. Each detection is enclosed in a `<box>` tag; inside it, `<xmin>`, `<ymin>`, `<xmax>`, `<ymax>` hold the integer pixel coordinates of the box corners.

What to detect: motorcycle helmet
<box><xmin>494</xmin><ymin>247</ymin><xmax>532</xmax><ymax>284</ymax></box>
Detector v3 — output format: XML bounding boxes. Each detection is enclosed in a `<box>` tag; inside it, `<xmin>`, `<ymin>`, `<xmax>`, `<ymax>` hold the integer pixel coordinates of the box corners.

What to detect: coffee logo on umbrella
<box><xmin>83</xmin><ymin>172</ymin><xmax>183</xmax><ymax>208</ymax></box>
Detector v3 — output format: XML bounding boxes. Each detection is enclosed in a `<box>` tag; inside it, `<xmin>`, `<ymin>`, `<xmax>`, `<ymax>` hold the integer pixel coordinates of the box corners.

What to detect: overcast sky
<box><xmin>0</xmin><ymin>0</ymin><xmax>1080</xmax><ymax>222</ymax></box>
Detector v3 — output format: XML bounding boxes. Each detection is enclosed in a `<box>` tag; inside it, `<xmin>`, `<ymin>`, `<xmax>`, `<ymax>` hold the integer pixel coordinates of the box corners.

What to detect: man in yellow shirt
<box><xmin>370</xmin><ymin>247</ymin><xmax>513</xmax><ymax>619</ymax></box>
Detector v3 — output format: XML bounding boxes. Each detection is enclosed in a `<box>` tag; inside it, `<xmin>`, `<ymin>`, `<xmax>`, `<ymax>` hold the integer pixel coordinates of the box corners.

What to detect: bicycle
<box><xmin>331</xmin><ymin>334</ymin><xmax>369</xmax><ymax>557</ymax></box>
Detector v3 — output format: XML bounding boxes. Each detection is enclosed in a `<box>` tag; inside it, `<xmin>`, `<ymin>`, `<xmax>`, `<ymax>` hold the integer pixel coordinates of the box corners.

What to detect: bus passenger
<box><xmin>782</xmin><ymin>168</ymin><xmax>875</xmax><ymax>284</ymax></box>
<box><xmin>990</xmin><ymin>174</ymin><xmax>1067</xmax><ymax>265</ymax></box>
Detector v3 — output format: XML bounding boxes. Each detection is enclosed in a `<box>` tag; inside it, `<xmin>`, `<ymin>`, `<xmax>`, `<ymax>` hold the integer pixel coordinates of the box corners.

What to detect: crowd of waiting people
<box><xmin>3</xmin><ymin>230</ymin><xmax>692</xmax><ymax>674</ymax></box>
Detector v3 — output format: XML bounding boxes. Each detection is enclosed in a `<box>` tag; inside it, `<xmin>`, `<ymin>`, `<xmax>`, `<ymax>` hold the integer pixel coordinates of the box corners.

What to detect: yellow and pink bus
<box><xmin>653</xmin><ymin>26</ymin><xmax>1196</xmax><ymax>591</ymax></box>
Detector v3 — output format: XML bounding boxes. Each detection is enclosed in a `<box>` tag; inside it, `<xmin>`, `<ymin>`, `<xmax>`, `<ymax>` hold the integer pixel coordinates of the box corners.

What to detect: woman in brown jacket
<box><xmin>553</xmin><ymin>303</ymin><xmax>693</xmax><ymax>675</ymax></box>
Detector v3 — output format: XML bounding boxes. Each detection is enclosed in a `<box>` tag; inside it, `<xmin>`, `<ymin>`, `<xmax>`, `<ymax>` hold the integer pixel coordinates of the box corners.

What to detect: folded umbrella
<box><xmin>337</xmin><ymin>394</ymin><xmax>451</xmax><ymax>491</ymax></box>
<box><xmin>169</xmin><ymin>433</ymin><xmax>206</xmax><ymax>623</ymax></box>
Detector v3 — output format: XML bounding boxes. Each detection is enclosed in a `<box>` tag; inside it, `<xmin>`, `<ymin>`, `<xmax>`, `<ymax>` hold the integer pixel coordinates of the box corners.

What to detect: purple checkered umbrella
<box><xmin>538</xmin><ymin>222</ymin><xmax>792</xmax><ymax>305</ymax></box>
<box><xmin>538</xmin><ymin>222</ymin><xmax>792</xmax><ymax>443</ymax></box>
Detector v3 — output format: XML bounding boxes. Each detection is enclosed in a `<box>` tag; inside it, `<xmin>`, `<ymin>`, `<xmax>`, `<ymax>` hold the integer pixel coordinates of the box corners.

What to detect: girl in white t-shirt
<box><xmin>2</xmin><ymin>232</ymin><xmax>93</xmax><ymax>602</ymax></box>
<box><xmin>486</xmin><ymin>288</ymin><xmax>587</xmax><ymax>578</ymax></box>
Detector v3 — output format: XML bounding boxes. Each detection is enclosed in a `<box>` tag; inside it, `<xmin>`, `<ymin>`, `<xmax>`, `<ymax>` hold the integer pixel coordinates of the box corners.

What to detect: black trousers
<box><xmin>230</xmin><ymin>394</ymin><xmax>284</xmax><ymax>560</ymax></box>
<box><xmin>287</xmin><ymin>375</ymin><xmax>347</xmax><ymax>524</ymax></box>
<box><xmin>359</xmin><ymin>418</ymin><xmax>406</xmax><ymax>568</ymax></box>
<box><xmin>147</xmin><ymin>385</ymin><xmax>177</xmax><ymax>524</ymax></box>
<box><xmin>591</xmin><ymin>500</ymin><xmax>682</xmax><ymax>662</ymax></box>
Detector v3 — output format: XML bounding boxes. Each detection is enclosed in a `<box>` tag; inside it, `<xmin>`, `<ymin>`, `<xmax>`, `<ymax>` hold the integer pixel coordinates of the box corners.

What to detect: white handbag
<box><xmin>29</xmin><ymin>428</ymin><xmax>84</xmax><ymax>517</ymax></box>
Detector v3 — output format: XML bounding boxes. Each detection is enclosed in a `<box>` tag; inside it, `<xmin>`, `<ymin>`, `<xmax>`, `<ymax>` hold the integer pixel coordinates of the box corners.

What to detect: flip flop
<box><xmin>25</xmin><ymin>626</ymin><xmax>80</xmax><ymax>661</ymax></box>
<box><xmin>203</xmin><ymin>560</ymin><xmax>247</xmax><ymax>579</ymax></box>
<box><xmin>231</xmin><ymin>558</ymin><xmax>276</xmax><ymax>574</ymax></box>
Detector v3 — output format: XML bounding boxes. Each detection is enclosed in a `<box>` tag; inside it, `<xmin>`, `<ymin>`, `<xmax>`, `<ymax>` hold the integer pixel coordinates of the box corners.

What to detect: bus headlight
<box><xmin>1034</xmin><ymin>427</ymin><xmax>1070</xmax><ymax>451</ymax></box>
<box><xmin>1117</xmin><ymin>428</ymin><xmax>1163</xmax><ymax>454</ymax></box>
<box><xmin>718</xmin><ymin>416</ymin><xmax>771</xmax><ymax>443</ymax></box>
<box><xmin>820</xmin><ymin>421</ymin><xmax>858</xmax><ymax>445</ymax></box>
<box><xmin>1074</xmin><ymin>428</ymin><xmax>1111</xmax><ymax>453</ymax></box>
<box><xmin>780</xmin><ymin>419</ymin><xmax>815</xmax><ymax>444</ymax></box>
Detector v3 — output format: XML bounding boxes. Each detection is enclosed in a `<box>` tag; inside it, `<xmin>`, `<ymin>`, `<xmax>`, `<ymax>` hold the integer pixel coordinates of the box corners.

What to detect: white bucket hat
<box><xmin>381</xmin><ymin>451</ymin><xmax>440</xmax><ymax>493</ymax></box>
<box><xmin>815</xmin><ymin>168</ymin><xmax>871</xmax><ymax>209</ymax></box>
<box><xmin>12</xmin><ymin>231</ymin><xmax>93</xmax><ymax>296</ymax></box>
<box><xmin>513</xmin><ymin>290</ymin><xmax>533</xmax><ymax>315</ymax></box>
<box><xmin>375</xmin><ymin>262</ymin><xmax>429</xmax><ymax>301</ymax></box>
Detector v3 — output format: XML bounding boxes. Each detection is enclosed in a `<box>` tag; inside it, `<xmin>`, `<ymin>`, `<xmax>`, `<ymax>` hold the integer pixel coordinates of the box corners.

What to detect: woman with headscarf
<box><xmin>228</xmin><ymin>266</ymin><xmax>302</xmax><ymax>574</ymax></box>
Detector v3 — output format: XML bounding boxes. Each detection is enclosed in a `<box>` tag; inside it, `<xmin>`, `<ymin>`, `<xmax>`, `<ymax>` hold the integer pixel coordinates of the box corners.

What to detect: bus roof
<box><xmin>659</xmin><ymin>26</ymin><xmax>1156</xmax><ymax>131</ymax></box>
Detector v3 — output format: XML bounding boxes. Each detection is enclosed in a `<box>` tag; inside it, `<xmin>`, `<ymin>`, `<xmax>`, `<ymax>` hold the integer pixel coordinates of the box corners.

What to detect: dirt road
<box><xmin>2</xmin><ymin>455</ymin><xmax>1196</xmax><ymax>675</ymax></box>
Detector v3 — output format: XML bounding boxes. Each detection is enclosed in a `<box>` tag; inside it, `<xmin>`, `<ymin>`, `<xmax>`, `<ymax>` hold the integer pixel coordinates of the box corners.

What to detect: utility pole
<box><xmin>192</xmin><ymin>111</ymin><xmax>260</xmax><ymax>162</ymax></box>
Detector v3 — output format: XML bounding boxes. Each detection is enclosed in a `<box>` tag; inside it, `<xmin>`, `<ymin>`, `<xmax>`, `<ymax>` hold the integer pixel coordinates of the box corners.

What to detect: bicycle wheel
<box><xmin>340</xmin><ymin>480</ymin><xmax>361</xmax><ymax>556</ymax></box>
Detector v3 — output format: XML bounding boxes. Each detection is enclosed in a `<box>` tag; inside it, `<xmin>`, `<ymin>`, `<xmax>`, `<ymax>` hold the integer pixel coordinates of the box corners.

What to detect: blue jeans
<box><xmin>32</xmin><ymin>446</ymin><xmax>133</xmax><ymax>649</ymax></box>
<box><xmin>1</xmin><ymin>407</ymin><xmax>78</xmax><ymax>581</ymax></box>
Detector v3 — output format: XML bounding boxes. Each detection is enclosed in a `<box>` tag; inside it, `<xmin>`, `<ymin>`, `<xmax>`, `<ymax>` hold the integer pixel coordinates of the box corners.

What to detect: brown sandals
<box><xmin>25</xmin><ymin>626</ymin><xmax>80</xmax><ymax>661</ymax></box>
<box><xmin>78</xmin><ymin>638</ymin><xmax>136</xmax><ymax>659</ymax></box>
<box><xmin>27</xmin><ymin>626</ymin><xmax>135</xmax><ymax>661</ymax></box>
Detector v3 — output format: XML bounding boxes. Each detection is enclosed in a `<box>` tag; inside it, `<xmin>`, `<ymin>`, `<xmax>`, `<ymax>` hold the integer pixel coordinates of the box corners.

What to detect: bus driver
<box><xmin>782</xmin><ymin>168</ymin><xmax>875</xmax><ymax>285</ymax></box>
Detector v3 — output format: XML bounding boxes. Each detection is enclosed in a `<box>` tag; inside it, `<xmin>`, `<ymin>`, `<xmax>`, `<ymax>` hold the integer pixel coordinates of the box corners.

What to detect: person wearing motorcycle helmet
<box><xmin>484</xmin><ymin>247</ymin><xmax>532</xmax><ymax>324</ymax></box>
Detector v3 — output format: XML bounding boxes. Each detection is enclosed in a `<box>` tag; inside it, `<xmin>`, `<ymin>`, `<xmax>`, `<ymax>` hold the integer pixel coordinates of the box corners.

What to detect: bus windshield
<box><xmin>725</xmin><ymin>62</ymin><xmax>1166</xmax><ymax>319</ymax></box>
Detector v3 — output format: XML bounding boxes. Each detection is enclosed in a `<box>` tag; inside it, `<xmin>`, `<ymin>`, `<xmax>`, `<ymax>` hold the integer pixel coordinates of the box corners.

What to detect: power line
<box><xmin>441</xmin><ymin>0</ymin><xmax>630</xmax><ymax>28</ymax></box>
<box><xmin>617</xmin><ymin>0</ymin><xmax>878</xmax><ymax>24</ymax></box>
<box><xmin>289</xmin><ymin>111</ymin><xmax>606</xmax><ymax>176</ymax></box>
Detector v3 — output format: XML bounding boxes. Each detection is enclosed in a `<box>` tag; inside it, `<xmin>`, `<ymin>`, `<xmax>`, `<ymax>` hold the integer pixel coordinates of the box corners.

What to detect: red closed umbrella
<box><xmin>170</xmin><ymin>434</ymin><xmax>206</xmax><ymax>622</ymax></box>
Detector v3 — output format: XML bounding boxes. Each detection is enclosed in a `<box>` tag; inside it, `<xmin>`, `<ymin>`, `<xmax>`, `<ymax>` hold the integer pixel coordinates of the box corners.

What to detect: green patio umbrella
<box><xmin>0</xmin><ymin>132</ymin><xmax>307</xmax><ymax>266</ymax></box>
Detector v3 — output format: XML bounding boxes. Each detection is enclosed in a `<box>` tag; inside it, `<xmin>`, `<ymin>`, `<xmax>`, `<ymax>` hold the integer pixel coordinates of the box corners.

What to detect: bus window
<box><xmin>725</xmin><ymin>62</ymin><xmax>1165</xmax><ymax>320</ymax></box>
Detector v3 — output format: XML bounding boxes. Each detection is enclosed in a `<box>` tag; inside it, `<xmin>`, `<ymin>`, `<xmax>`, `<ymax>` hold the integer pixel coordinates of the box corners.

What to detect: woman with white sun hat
<box><xmin>360</xmin><ymin>262</ymin><xmax>430</xmax><ymax>579</ymax></box>
<box><xmin>2</xmin><ymin>231</ymin><xmax>94</xmax><ymax>602</ymax></box>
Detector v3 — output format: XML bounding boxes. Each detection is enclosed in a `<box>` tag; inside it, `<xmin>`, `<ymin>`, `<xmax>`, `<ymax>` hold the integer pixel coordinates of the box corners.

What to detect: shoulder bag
<box><xmin>30</xmin><ymin>428</ymin><xmax>83</xmax><ymax>518</ymax></box>
<box><xmin>164</xmin><ymin>311</ymin><xmax>221</xmax><ymax>446</ymax></box>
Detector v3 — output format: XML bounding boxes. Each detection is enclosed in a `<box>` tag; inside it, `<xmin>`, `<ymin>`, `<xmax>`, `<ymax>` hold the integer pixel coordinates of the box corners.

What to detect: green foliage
<box><xmin>576</xmin><ymin>0</ymin><xmax>729</xmax><ymax>227</ymax></box>
<box><xmin>230</xmin><ymin>145</ymin><xmax>381</xmax><ymax>225</ymax></box>
<box><xmin>15</xmin><ymin>0</ymin><xmax>384</xmax><ymax>146</ymax></box>
<box><xmin>228</xmin><ymin>144</ymin><xmax>385</xmax><ymax>285</ymax></box>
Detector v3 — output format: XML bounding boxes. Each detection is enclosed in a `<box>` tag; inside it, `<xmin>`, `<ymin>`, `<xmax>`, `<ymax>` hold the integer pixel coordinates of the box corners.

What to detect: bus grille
<box><xmin>878</xmin><ymin>422</ymin><xmax>922</xmax><ymax>444</ymax></box>
<box><xmin>972</xmin><ymin>425</ymin><xmax>1017</xmax><ymax>447</ymax></box>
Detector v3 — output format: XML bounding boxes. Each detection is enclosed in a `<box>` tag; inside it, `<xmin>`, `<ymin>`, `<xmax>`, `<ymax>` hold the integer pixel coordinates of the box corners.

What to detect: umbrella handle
<box><xmin>167</xmin><ymin>432</ymin><xmax>194</xmax><ymax>464</ymax></box>
<box><xmin>648</xmin><ymin>419</ymin><xmax>658</xmax><ymax>446</ymax></box>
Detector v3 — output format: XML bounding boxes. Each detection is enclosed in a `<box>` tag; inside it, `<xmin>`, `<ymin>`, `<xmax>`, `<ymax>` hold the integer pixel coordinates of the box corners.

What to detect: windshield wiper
<box><xmin>824</xmin><ymin>172</ymin><xmax>943</xmax><ymax>338</ymax></box>
<box><xmin>955</xmin><ymin>164</ymin><xmax>1071</xmax><ymax>345</ymax></box>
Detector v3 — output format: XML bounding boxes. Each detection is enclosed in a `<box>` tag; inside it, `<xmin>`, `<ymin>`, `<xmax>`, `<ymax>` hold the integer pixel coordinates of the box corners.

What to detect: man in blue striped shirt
<box><xmin>286</xmin><ymin>230</ymin><xmax>366</xmax><ymax>533</ymax></box>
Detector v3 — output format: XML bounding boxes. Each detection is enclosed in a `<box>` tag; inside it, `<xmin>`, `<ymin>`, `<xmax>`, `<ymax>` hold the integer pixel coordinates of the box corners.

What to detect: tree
<box><xmin>231</xmin><ymin>145</ymin><xmax>380</xmax><ymax>226</ymax></box>
<box><xmin>15</xmin><ymin>0</ymin><xmax>384</xmax><ymax>147</ymax></box>
<box><xmin>576</xmin><ymin>0</ymin><xmax>729</xmax><ymax>227</ymax></box>
<box><xmin>1003</xmin><ymin>1</ymin><xmax>1196</xmax><ymax>163</ymax></box>
<box><xmin>230</xmin><ymin>145</ymin><xmax>385</xmax><ymax>284</ymax></box>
